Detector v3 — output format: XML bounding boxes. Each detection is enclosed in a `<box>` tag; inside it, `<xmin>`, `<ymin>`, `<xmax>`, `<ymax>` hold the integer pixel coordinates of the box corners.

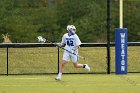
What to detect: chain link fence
<box><xmin>0</xmin><ymin>43</ymin><xmax>140</xmax><ymax>75</ymax></box>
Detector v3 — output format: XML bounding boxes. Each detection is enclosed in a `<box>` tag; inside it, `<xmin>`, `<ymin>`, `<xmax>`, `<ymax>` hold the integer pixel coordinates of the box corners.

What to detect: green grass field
<box><xmin>0</xmin><ymin>74</ymin><xmax>140</xmax><ymax>93</ymax></box>
<box><xmin>0</xmin><ymin>47</ymin><xmax>140</xmax><ymax>93</ymax></box>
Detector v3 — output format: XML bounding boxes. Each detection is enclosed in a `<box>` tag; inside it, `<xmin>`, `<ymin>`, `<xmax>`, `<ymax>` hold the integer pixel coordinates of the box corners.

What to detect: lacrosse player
<box><xmin>55</xmin><ymin>25</ymin><xmax>90</xmax><ymax>80</ymax></box>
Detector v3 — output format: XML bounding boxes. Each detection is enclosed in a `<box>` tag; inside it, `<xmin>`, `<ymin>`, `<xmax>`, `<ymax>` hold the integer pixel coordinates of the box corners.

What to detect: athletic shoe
<box><xmin>55</xmin><ymin>77</ymin><xmax>61</xmax><ymax>81</ymax></box>
<box><xmin>85</xmin><ymin>64</ymin><xmax>90</xmax><ymax>72</ymax></box>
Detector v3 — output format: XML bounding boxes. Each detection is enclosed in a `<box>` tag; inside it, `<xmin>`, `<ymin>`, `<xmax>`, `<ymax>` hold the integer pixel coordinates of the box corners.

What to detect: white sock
<box><xmin>58</xmin><ymin>72</ymin><xmax>62</xmax><ymax>78</ymax></box>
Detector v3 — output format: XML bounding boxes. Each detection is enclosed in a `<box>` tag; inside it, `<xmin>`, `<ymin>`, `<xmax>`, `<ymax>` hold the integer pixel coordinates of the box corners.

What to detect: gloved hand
<box><xmin>70</xmin><ymin>48</ymin><xmax>76</xmax><ymax>54</ymax></box>
<box><xmin>57</xmin><ymin>43</ymin><xmax>62</xmax><ymax>48</ymax></box>
<box><xmin>56</xmin><ymin>43</ymin><xmax>63</xmax><ymax>48</ymax></box>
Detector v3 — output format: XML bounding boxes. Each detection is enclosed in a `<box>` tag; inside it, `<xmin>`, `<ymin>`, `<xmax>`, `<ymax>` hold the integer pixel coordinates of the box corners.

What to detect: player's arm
<box><xmin>57</xmin><ymin>34</ymin><xmax>66</xmax><ymax>48</ymax></box>
<box><xmin>74</xmin><ymin>34</ymin><xmax>81</xmax><ymax>48</ymax></box>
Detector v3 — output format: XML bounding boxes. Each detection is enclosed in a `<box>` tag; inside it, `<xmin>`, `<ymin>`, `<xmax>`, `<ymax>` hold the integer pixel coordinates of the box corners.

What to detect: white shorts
<box><xmin>62</xmin><ymin>51</ymin><xmax>79</xmax><ymax>63</ymax></box>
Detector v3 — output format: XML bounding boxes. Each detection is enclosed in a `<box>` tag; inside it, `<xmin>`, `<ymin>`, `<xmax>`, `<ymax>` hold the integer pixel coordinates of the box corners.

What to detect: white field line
<box><xmin>0</xmin><ymin>77</ymin><xmax>49</xmax><ymax>80</ymax></box>
<box><xmin>1</xmin><ymin>83</ymin><xmax>140</xmax><ymax>87</ymax></box>
<box><xmin>1</xmin><ymin>85</ymin><xmax>46</xmax><ymax>87</ymax></box>
<box><xmin>0</xmin><ymin>76</ymin><xmax>140</xmax><ymax>80</ymax></box>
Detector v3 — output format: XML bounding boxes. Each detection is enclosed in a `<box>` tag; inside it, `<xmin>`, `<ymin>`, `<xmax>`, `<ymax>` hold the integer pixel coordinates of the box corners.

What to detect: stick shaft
<box><xmin>46</xmin><ymin>40</ymin><xmax>85</xmax><ymax>60</ymax></box>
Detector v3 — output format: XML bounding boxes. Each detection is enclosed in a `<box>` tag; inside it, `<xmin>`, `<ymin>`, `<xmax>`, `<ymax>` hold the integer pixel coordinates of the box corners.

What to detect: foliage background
<box><xmin>0</xmin><ymin>0</ymin><xmax>140</xmax><ymax>43</ymax></box>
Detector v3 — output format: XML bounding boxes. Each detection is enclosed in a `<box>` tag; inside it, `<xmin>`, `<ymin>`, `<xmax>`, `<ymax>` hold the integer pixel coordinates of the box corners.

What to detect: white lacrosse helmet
<box><xmin>67</xmin><ymin>25</ymin><xmax>76</xmax><ymax>35</ymax></box>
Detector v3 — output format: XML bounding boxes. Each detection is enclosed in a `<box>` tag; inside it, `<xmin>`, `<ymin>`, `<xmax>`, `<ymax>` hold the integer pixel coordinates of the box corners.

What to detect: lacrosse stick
<box><xmin>37</xmin><ymin>36</ymin><xmax>85</xmax><ymax>60</ymax></box>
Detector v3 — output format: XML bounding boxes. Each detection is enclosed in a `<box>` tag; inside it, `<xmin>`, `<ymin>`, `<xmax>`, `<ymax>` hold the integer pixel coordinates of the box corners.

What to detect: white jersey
<box><xmin>61</xmin><ymin>33</ymin><xmax>81</xmax><ymax>54</ymax></box>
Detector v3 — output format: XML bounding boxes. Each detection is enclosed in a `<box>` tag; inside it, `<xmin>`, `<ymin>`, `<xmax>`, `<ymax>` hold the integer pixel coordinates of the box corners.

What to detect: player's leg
<box><xmin>55</xmin><ymin>52</ymin><xmax>70</xmax><ymax>80</ymax></box>
<box><xmin>55</xmin><ymin>60</ymin><xmax>68</xmax><ymax>80</ymax></box>
<box><xmin>72</xmin><ymin>55</ymin><xmax>90</xmax><ymax>71</ymax></box>
<box><xmin>60</xmin><ymin>60</ymin><xmax>68</xmax><ymax>73</ymax></box>
<box><xmin>73</xmin><ymin>63</ymin><xmax>84</xmax><ymax>68</ymax></box>
<box><xmin>73</xmin><ymin>63</ymin><xmax>90</xmax><ymax>71</ymax></box>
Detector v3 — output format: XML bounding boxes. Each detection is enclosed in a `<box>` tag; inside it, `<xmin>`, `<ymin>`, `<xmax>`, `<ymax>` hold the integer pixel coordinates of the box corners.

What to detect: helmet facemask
<box><xmin>67</xmin><ymin>25</ymin><xmax>76</xmax><ymax>35</ymax></box>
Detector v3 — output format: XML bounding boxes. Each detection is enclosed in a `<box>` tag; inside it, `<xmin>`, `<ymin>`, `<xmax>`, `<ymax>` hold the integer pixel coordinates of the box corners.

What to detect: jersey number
<box><xmin>67</xmin><ymin>40</ymin><xmax>74</xmax><ymax>46</ymax></box>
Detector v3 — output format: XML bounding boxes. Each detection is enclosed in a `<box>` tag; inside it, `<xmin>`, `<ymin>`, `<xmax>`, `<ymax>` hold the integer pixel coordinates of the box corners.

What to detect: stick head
<box><xmin>37</xmin><ymin>36</ymin><xmax>46</xmax><ymax>43</ymax></box>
